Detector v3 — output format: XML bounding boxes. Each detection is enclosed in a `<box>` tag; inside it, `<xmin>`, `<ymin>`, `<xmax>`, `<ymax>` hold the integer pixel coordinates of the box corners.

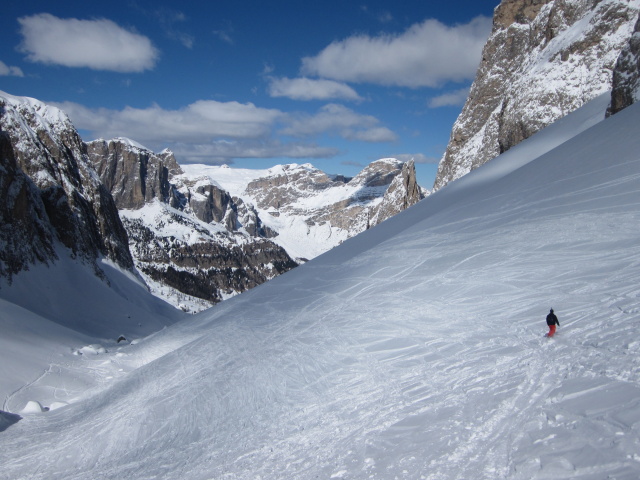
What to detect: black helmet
<box><xmin>550</xmin><ymin>308</ymin><xmax>554</xmax><ymax>313</ymax></box>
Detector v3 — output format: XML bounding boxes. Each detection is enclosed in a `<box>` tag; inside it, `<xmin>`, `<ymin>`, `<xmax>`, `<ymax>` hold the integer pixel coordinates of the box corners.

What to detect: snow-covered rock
<box><xmin>434</xmin><ymin>0</ymin><xmax>640</xmax><ymax>191</ymax></box>
<box><xmin>89</xmin><ymin>138</ymin><xmax>298</xmax><ymax>311</ymax></box>
<box><xmin>20</xmin><ymin>400</ymin><xmax>45</xmax><ymax>414</ymax></box>
<box><xmin>0</xmin><ymin>91</ymin><xmax>134</xmax><ymax>280</ymax></box>
<box><xmin>240</xmin><ymin>158</ymin><xmax>424</xmax><ymax>261</ymax></box>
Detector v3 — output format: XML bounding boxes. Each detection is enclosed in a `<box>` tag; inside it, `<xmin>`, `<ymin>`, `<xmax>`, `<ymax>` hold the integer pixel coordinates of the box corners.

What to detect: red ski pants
<box><xmin>548</xmin><ymin>324</ymin><xmax>556</xmax><ymax>337</ymax></box>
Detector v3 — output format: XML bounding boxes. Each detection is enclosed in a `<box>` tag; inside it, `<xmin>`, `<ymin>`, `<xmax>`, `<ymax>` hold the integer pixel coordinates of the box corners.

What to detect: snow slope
<box><xmin>0</xmin><ymin>251</ymin><xmax>185</xmax><ymax>417</ymax></box>
<box><xmin>1</xmin><ymin>94</ymin><xmax>639</xmax><ymax>479</ymax></box>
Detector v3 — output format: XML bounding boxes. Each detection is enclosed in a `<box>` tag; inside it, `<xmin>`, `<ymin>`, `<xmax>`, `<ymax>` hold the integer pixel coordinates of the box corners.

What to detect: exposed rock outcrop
<box><xmin>434</xmin><ymin>0</ymin><xmax>640</xmax><ymax>191</ymax></box>
<box><xmin>123</xmin><ymin>211</ymin><xmax>297</xmax><ymax>308</ymax></box>
<box><xmin>0</xmin><ymin>131</ymin><xmax>56</xmax><ymax>280</ymax></box>
<box><xmin>608</xmin><ymin>13</ymin><xmax>640</xmax><ymax>115</ymax></box>
<box><xmin>0</xmin><ymin>92</ymin><xmax>133</xmax><ymax>282</ymax></box>
<box><xmin>88</xmin><ymin>139</ymin><xmax>183</xmax><ymax>210</ymax></box>
<box><xmin>370</xmin><ymin>160</ymin><xmax>423</xmax><ymax>226</ymax></box>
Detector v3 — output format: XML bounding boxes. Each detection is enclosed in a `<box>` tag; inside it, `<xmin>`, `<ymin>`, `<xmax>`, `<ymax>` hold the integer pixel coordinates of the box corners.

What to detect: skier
<box><xmin>546</xmin><ymin>308</ymin><xmax>559</xmax><ymax>337</ymax></box>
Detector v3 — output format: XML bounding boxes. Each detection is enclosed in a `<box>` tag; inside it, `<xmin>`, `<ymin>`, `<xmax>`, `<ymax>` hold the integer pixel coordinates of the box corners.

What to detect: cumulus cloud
<box><xmin>281</xmin><ymin>103</ymin><xmax>397</xmax><ymax>142</ymax></box>
<box><xmin>301</xmin><ymin>16</ymin><xmax>491</xmax><ymax>88</ymax></box>
<box><xmin>17</xmin><ymin>13</ymin><xmax>159</xmax><ymax>72</ymax></box>
<box><xmin>55</xmin><ymin>99</ymin><xmax>283</xmax><ymax>145</ymax></box>
<box><xmin>428</xmin><ymin>87</ymin><xmax>470</xmax><ymax>108</ymax></box>
<box><xmin>267</xmin><ymin>77</ymin><xmax>363</xmax><ymax>101</ymax></box>
<box><xmin>0</xmin><ymin>60</ymin><xmax>24</xmax><ymax>77</ymax></box>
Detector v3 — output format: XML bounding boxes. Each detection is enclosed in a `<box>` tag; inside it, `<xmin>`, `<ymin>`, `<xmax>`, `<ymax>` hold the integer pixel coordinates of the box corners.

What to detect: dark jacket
<box><xmin>546</xmin><ymin>311</ymin><xmax>559</xmax><ymax>326</ymax></box>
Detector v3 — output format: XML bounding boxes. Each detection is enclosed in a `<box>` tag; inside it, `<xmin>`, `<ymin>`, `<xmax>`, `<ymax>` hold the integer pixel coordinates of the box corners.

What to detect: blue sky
<box><xmin>0</xmin><ymin>0</ymin><xmax>499</xmax><ymax>187</ymax></box>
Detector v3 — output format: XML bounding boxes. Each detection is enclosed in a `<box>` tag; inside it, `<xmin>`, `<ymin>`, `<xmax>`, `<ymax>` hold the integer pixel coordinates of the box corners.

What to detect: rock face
<box><xmin>122</xmin><ymin>209</ymin><xmax>297</xmax><ymax>308</ymax></box>
<box><xmin>608</xmin><ymin>14</ymin><xmax>640</xmax><ymax>115</ymax></box>
<box><xmin>0</xmin><ymin>131</ymin><xmax>56</xmax><ymax>280</ymax></box>
<box><xmin>370</xmin><ymin>160</ymin><xmax>424</xmax><ymax>226</ymax></box>
<box><xmin>87</xmin><ymin>138</ymin><xmax>182</xmax><ymax>210</ymax></box>
<box><xmin>89</xmin><ymin>138</ymin><xmax>297</xmax><ymax>312</ymax></box>
<box><xmin>434</xmin><ymin>0</ymin><xmax>640</xmax><ymax>191</ymax></box>
<box><xmin>0</xmin><ymin>92</ymin><xmax>133</xmax><ymax>282</ymax></box>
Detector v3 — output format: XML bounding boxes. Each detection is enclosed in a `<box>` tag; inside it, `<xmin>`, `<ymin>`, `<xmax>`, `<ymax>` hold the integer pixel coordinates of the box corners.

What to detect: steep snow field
<box><xmin>1</xmin><ymin>93</ymin><xmax>640</xmax><ymax>479</ymax></box>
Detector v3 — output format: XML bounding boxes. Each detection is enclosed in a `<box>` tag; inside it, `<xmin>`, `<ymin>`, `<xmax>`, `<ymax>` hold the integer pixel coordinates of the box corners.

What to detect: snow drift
<box><xmin>1</xmin><ymin>94</ymin><xmax>639</xmax><ymax>479</ymax></box>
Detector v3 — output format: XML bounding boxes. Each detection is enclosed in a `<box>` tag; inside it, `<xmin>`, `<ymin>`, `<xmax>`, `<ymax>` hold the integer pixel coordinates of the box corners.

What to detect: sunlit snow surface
<box><xmin>1</xmin><ymin>95</ymin><xmax>640</xmax><ymax>479</ymax></box>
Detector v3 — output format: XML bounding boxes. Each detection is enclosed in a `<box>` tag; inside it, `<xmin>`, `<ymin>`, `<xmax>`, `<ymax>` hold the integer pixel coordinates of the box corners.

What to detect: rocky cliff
<box><xmin>89</xmin><ymin>138</ymin><xmax>297</xmax><ymax>312</ymax></box>
<box><xmin>608</xmin><ymin>13</ymin><xmax>640</xmax><ymax>115</ymax></box>
<box><xmin>90</xmin><ymin>140</ymin><xmax>423</xmax><ymax>310</ymax></box>
<box><xmin>121</xmin><ymin>205</ymin><xmax>297</xmax><ymax>310</ymax></box>
<box><xmin>87</xmin><ymin>138</ymin><xmax>182</xmax><ymax>210</ymax></box>
<box><xmin>434</xmin><ymin>0</ymin><xmax>640</xmax><ymax>191</ymax></box>
<box><xmin>0</xmin><ymin>92</ymin><xmax>133</xmax><ymax>282</ymax></box>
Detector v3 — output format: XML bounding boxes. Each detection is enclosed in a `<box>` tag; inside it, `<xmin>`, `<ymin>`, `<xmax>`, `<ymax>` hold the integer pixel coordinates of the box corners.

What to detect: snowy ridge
<box><xmin>1</xmin><ymin>94</ymin><xmax>639</xmax><ymax>478</ymax></box>
<box><xmin>0</xmin><ymin>91</ymin><xmax>72</xmax><ymax>136</ymax></box>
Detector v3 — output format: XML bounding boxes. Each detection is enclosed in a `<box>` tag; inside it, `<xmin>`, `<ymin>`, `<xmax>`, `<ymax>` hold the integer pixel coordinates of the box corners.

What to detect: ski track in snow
<box><xmin>1</xmin><ymin>99</ymin><xmax>640</xmax><ymax>479</ymax></box>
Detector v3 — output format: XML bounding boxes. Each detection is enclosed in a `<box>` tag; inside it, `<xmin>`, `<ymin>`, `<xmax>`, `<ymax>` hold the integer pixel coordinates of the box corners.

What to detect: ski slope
<box><xmin>1</xmin><ymin>93</ymin><xmax>640</xmax><ymax>479</ymax></box>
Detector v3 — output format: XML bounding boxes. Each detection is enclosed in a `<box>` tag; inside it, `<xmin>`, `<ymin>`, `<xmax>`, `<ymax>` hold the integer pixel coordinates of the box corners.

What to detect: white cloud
<box><xmin>0</xmin><ymin>60</ymin><xmax>24</xmax><ymax>77</ymax></box>
<box><xmin>55</xmin><ymin>99</ymin><xmax>283</xmax><ymax>145</ymax></box>
<box><xmin>428</xmin><ymin>87</ymin><xmax>470</xmax><ymax>108</ymax></box>
<box><xmin>212</xmin><ymin>22</ymin><xmax>235</xmax><ymax>45</ymax></box>
<box><xmin>17</xmin><ymin>13</ymin><xmax>159</xmax><ymax>72</ymax></box>
<box><xmin>267</xmin><ymin>77</ymin><xmax>363</xmax><ymax>101</ymax></box>
<box><xmin>281</xmin><ymin>104</ymin><xmax>397</xmax><ymax>142</ymax></box>
<box><xmin>173</xmin><ymin>140</ymin><xmax>339</xmax><ymax>164</ymax></box>
<box><xmin>301</xmin><ymin>16</ymin><xmax>492</xmax><ymax>88</ymax></box>
<box><xmin>346</xmin><ymin>127</ymin><xmax>397</xmax><ymax>142</ymax></box>
<box><xmin>54</xmin><ymin>99</ymin><xmax>393</xmax><ymax>162</ymax></box>
<box><xmin>54</xmin><ymin>99</ymin><xmax>340</xmax><ymax>163</ymax></box>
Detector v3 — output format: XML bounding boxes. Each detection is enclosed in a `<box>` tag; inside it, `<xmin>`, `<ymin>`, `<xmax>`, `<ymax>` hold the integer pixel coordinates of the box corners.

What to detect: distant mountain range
<box><xmin>0</xmin><ymin>96</ymin><xmax>424</xmax><ymax>312</ymax></box>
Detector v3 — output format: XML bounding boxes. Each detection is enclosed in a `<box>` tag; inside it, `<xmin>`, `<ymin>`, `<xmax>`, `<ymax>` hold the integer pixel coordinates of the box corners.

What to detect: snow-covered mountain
<box><xmin>87</xmin><ymin>137</ymin><xmax>298</xmax><ymax>312</ymax></box>
<box><xmin>434</xmin><ymin>0</ymin><xmax>640</xmax><ymax>191</ymax></box>
<box><xmin>0</xmin><ymin>92</ymin><xmax>185</xmax><ymax>401</ymax></box>
<box><xmin>1</xmin><ymin>87</ymin><xmax>639</xmax><ymax>478</ymax></box>
<box><xmin>88</xmin><ymin>137</ymin><xmax>424</xmax><ymax>310</ymax></box>
<box><xmin>0</xmin><ymin>92</ymin><xmax>133</xmax><ymax>281</ymax></box>
<box><xmin>182</xmin><ymin>158</ymin><xmax>424</xmax><ymax>261</ymax></box>
<box><xmin>1</xmin><ymin>90</ymin><xmax>424</xmax><ymax>313</ymax></box>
